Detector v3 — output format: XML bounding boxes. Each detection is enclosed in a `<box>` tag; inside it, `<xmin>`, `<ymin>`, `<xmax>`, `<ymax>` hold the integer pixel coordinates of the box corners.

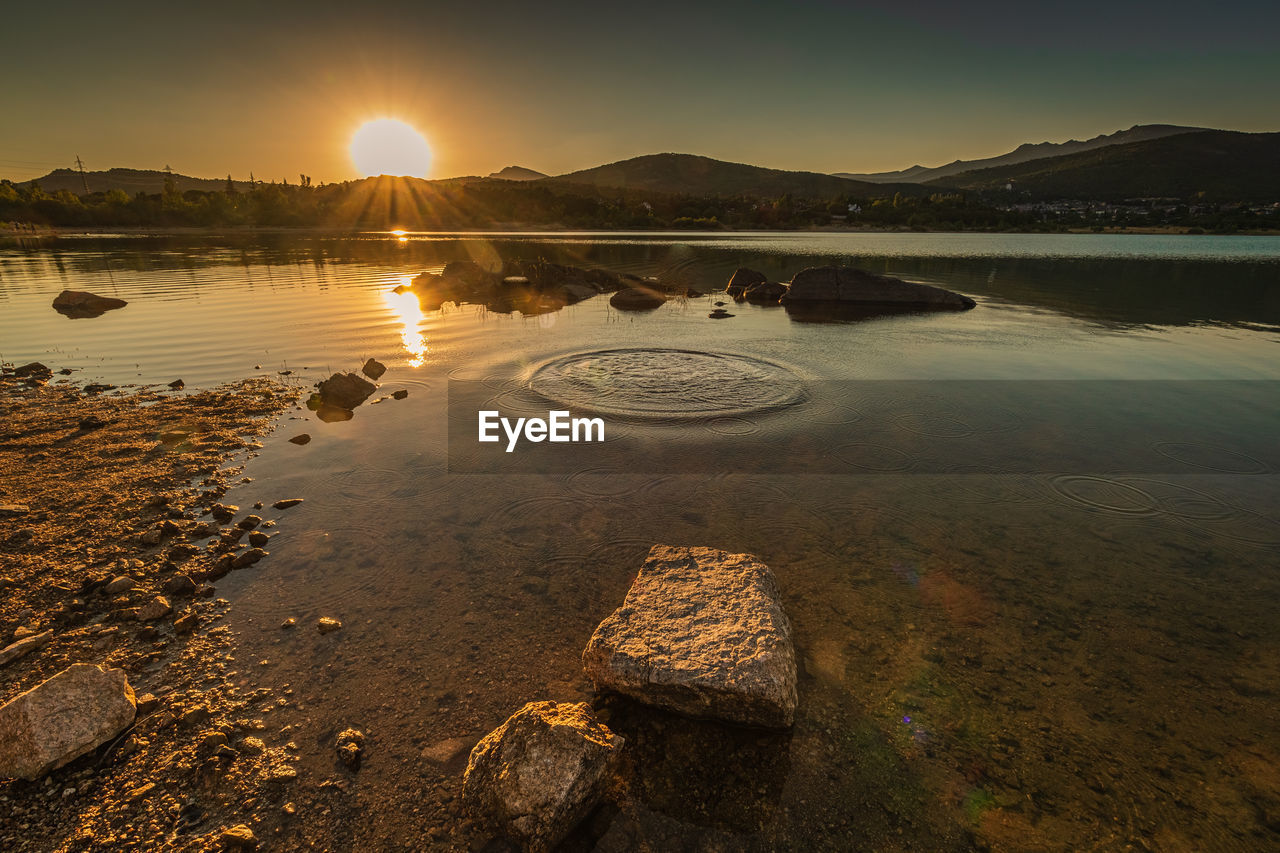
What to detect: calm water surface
<box><xmin>2</xmin><ymin>232</ymin><xmax>1278</xmax><ymax>850</ymax></box>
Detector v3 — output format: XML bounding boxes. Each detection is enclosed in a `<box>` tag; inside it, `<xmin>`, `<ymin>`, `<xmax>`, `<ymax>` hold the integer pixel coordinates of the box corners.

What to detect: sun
<box><xmin>350</xmin><ymin>119</ymin><xmax>433</xmax><ymax>178</ymax></box>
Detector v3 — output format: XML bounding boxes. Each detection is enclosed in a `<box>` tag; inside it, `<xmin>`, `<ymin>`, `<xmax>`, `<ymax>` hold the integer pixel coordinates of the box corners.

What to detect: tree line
<box><xmin>1</xmin><ymin>177</ymin><xmax>1272</xmax><ymax>233</ymax></box>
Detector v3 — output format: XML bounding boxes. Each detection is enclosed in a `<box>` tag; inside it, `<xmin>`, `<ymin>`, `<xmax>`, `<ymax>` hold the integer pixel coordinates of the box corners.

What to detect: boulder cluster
<box><xmin>724</xmin><ymin>265</ymin><xmax>977</xmax><ymax>315</ymax></box>
<box><xmin>462</xmin><ymin>544</ymin><xmax>797</xmax><ymax>851</ymax></box>
<box><xmin>400</xmin><ymin>260</ymin><xmax>677</xmax><ymax>315</ymax></box>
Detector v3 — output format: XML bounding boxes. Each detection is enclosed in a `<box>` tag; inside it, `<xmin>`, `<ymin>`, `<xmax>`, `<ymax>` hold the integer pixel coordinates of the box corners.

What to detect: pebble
<box><xmin>236</xmin><ymin>515</ymin><xmax>262</xmax><ymax>530</ymax></box>
<box><xmin>104</xmin><ymin>576</ymin><xmax>135</xmax><ymax>595</ymax></box>
<box><xmin>220</xmin><ymin>824</ymin><xmax>258</xmax><ymax>850</ymax></box>
<box><xmin>288</xmin><ymin>434</ymin><xmax>311</xmax><ymax>445</ymax></box>
<box><xmin>136</xmin><ymin>596</ymin><xmax>172</xmax><ymax>621</ymax></box>
<box><xmin>231</xmin><ymin>548</ymin><xmax>266</xmax><ymax>569</ymax></box>
<box><xmin>317</xmin><ymin>617</ymin><xmax>342</xmax><ymax>634</ymax></box>
<box><xmin>210</xmin><ymin>504</ymin><xmax>238</xmax><ymax>522</ymax></box>
<box><xmin>272</xmin><ymin>498</ymin><xmax>303</xmax><ymax>509</ymax></box>
<box><xmin>392</xmin><ymin>389</ymin><xmax>408</xmax><ymax>400</ymax></box>
<box><xmin>281</xmin><ymin>618</ymin><xmax>297</xmax><ymax>629</ymax></box>
<box><xmin>248</xmin><ymin>531</ymin><xmax>270</xmax><ymax>548</ymax></box>
<box><xmin>163</xmin><ymin>574</ymin><xmax>197</xmax><ymax>596</ymax></box>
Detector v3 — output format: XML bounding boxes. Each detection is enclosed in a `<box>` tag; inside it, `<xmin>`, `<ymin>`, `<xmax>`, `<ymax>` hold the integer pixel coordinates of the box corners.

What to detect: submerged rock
<box><xmin>0</xmin><ymin>663</ymin><xmax>136</xmax><ymax>779</ymax></box>
<box><xmin>463</xmin><ymin>701</ymin><xmax>623</xmax><ymax>852</ymax></box>
<box><xmin>784</xmin><ymin>265</ymin><xmax>975</xmax><ymax>311</ymax></box>
<box><xmin>743</xmin><ymin>280</ymin><xmax>787</xmax><ymax>305</ymax></box>
<box><xmin>725</xmin><ymin>268</ymin><xmax>767</xmax><ymax>299</ymax></box>
<box><xmin>610</xmin><ymin>285</ymin><xmax>667</xmax><ymax>312</ymax></box>
<box><xmin>288</xmin><ymin>434</ymin><xmax>311</xmax><ymax>445</ymax></box>
<box><xmin>315</xmin><ymin>372</ymin><xmax>376</xmax><ymax>411</ymax></box>
<box><xmin>583</xmin><ymin>544</ymin><xmax>798</xmax><ymax>728</ymax></box>
<box><xmin>14</xmin><ymin>363</ymin><xmax>52</xmax><ymax>380</ymax></box>
<box><xmin>52</xmin><ymin>290</ymin><xmax>128</xmax><ymax>319</ymax></box>
<box><xmin>272</xmin><ymin>498</ymin><xmax>304</xmax><ymax>510</ymax></box>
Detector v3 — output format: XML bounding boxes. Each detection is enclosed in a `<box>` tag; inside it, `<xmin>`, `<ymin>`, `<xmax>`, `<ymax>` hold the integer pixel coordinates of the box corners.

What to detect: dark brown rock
<box><xmin>784</xmin><ymin>265</ymin><xmax>975</xmax><ymax>310</ymax></box>
<box><xmin>609</xmin><ymin>285</ymin><xmax>667</xmax><ymax>312</ymax></box>
<box><xmin>52</xmin><ymin>290</ymin><xmax>128</xmax><ymax>319</ymax></box>
<box><xmin>725</xmin><ymin>268</ymin><xmax>767</xmax><ymax>298</ymax></box>
<box><xmin>315</xmin><ymin>372</ymin><xmax>376</xmax><ymax>411</ymax></box>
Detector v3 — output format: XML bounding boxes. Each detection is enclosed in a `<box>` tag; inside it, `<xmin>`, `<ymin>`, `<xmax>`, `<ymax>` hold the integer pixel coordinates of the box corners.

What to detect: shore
<box><xmin>0</xmin><ymin>370</ymin><xmax>303</xmax><ymax>851</ymax></box>
<box><xmin>5</xmin><ymin>223</ymin><xmax>1279</xmax><ymax>242</ymax></box>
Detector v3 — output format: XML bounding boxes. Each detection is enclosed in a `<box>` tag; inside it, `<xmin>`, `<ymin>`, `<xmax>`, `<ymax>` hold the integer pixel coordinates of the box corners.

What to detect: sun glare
<box><xmin>350</xmin><ymin>119</ymin><xmax>433</xmax><ymax>178</ymax></box>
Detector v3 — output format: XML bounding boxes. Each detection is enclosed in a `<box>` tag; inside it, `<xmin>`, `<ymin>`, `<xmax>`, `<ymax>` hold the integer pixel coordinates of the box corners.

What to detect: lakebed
<box><xmin>1</xmin><ymin>231</ymin><xmax>1278</xmax><ymax>850</ymax></box>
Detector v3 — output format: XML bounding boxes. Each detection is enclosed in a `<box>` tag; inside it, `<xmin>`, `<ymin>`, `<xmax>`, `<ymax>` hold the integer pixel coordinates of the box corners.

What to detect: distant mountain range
<box><xmin>929</xmin><ymin>130</ymin><xmax>1280</xmax><ymax>201</ymax></box>
<box><xmin>487</xmin><ymin>166</ymin><xmax>548</xmax><ymax>181</ymax></box>
<box><xmin>17</xmin><ymin>167</ymin><xmax>253</xmax><ymax>195</ymax></box>
<box><xmin>11</xmin><ymin>125</ymin><xmax>1278</xmax><ymax>204</ymax></box>
<box><xmin>834</xmin><ymin>124</ymin><xmax>1207</xmax><ymax>184</ymax></box>
<box><xmin>546</xmin><ymin>153</ymin><xmax>920</xmax><ymax>198</ymax></box>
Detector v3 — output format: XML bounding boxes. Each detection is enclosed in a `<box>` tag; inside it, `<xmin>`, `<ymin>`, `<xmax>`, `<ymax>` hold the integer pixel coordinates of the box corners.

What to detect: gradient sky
<box><xmin>3</xmin><ymin>0</ymin><xmax>1277</xmax><ymax>184</ymax></box>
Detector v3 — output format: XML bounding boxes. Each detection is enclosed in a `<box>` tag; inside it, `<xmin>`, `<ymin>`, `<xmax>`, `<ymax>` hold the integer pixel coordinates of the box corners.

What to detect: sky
<box><xmin>3</xmin><ymin>0</ymin><xmax>1278</xmax><ymax>184</ymax></box>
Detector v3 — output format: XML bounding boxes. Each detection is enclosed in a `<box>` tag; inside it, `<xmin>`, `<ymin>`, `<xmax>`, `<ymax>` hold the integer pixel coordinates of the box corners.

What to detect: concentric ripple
<box><xmin>529</xmin><ymin>348</ymin><xmax>805</xmax><ymax>420</ymax></box>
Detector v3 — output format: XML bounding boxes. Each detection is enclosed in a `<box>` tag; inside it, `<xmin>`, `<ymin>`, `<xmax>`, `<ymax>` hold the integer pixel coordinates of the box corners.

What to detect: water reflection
<box><xmin>383</xmin><ymin>276</ymin><xmax>428</xmax><ymax>366</ymax></box>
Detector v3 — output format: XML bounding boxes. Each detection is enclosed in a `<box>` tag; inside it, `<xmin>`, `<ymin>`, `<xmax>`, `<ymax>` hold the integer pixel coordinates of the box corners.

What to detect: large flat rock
<box><xmin>582</xmin><ymin>545</ymin><xmax>798</xmax><ymax>728</ymax></box>
<box><xmin>0</xmin><ymin>663</ymin><xmax>137</xmax><ymax>780</ymax></box>
<box><xmin>463</xmin><ymin>701</ymin><xmax>623</xmax><ymax>852</ymax></box>
<box><xmin>784</xmin><ymin>265</ymin><xmax>975</xmax><ymax>309</ymax></box>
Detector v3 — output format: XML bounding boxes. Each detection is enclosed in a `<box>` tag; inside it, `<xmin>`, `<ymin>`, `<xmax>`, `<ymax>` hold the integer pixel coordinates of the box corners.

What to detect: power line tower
<box><xmin>75</xmin><ymin>155</ymin><xmax>90</xmax><ymax>194</ymax></box>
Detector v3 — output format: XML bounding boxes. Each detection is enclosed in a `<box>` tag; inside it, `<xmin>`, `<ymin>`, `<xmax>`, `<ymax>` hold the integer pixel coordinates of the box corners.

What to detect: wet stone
<box><xmin>582</xmin><ymin>544</ymin><xmax>798</xmax><ymax>728</ymax></box>
<box><xmin>463</xmin><ymin>701</ymin><xmax>623</xmax><ymax>853</ymax></box>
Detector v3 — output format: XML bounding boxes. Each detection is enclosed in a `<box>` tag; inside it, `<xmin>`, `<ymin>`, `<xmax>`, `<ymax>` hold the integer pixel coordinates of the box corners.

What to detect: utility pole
<box><xmin>75</xmin><ymin>155</ymin><xmax>90</xmax><ymax>194</ymax></box>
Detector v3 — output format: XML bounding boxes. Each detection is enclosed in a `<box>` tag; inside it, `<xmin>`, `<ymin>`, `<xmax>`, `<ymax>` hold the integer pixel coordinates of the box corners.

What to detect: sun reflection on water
<box><xmin>384</xmin><ymin>277</ymin><xmax>427</xmax><ymax>365</ymax></box>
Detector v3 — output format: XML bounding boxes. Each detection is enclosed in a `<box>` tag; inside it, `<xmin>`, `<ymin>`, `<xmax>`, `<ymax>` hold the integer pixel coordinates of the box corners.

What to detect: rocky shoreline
<box><xmin>0</xmin><ymin>368</ymin><xmax>308</xmax><ymax>851</ymax></box>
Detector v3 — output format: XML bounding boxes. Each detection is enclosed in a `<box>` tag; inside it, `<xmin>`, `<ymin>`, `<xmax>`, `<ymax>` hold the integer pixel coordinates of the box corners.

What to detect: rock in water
<box><xmin>361</xmin><ymin>358</ymin><xmax>387</xmax><ymax>380</ymax></box>
<box><xmin>315</xmin><ymin>372</ymin><xmax>376</xmax><ymax>410</ymax></box>
<box><xmin>51</xmin><ymin>290</ymin><xmax>128</xmax><ymax>319</ymax></box>
<box><xmin>582</xmin><ymin>544</ymin><xmax>797</xmax><ymax>728</ymax></box>
<box><xmin>463</xmin><ymin>701</ymin><xmax>623</xmax><ymax>852</ymax></box>
<box><xmin>784</xmin><ymin>265</ymin><xmax>975</xmax><ymax>310</ymax></box>
<box><xmin>609</xmin><ymin>285</ymin><xmax>666</xmax><ymax>312</ymax></box>
<box><xmin>725</xmin><ymin>267</ymin><xmax>767</xmax><ymax>299</ymax></box>
<box><xmin>743</xmin><ymin>281</ymin><xmax>787</xmax><ymax>305</ymax></box>
<box><xmin>0</xmin><ymin>663</ymin><xmax>137</xmax><ymax>779</ymax></box>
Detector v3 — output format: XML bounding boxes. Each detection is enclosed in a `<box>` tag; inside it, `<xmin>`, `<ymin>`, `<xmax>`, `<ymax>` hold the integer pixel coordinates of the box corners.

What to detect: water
<box><xmin>2</xmin><ymin>232</ymin><xmax>1278</xmax><ymax>849</ymax></box>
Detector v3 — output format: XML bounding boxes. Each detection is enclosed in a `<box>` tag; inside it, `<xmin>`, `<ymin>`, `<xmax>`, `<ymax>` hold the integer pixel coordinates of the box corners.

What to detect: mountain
<box><xmin>548</xmin><ymin>153</ymin><xmax>918</xmax><ymax>199</ymax></box>
<box><xmin>487</xmin><ymin>166</ymin><xmax>548</xmax><ymax>181</ymax></box>
<box><xmin>836</xmin><ymin>124</ymin><xmax>1206</xmax><ymax>184</ymax></box>
<box><xmin>18</xmin><ymin>167</ymin><xmax>254</xmax><ymax>195</ymax></box>
<box><xmin>926</xmin><ymin>130</ymin><xmax>1280</xmax><ymax>201</ymax></box>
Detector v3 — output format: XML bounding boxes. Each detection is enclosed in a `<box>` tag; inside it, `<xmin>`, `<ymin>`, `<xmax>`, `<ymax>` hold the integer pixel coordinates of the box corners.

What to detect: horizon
<box><xmin>8</xmin><ymin>123</ymin><xmax>1277</xmax><ymax>188</ymax></box>
<box><xmin>4</xmin><ymin>1</ymin><xmax>1279</xmax><ymax>185</ymax></box>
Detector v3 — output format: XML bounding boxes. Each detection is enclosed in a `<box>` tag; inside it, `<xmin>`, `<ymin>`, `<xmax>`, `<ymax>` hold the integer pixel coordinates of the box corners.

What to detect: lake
<box><xmin>2</xmin><ymin>231</ymin><xmax>1278</xmax><ymax>849</ymax></box>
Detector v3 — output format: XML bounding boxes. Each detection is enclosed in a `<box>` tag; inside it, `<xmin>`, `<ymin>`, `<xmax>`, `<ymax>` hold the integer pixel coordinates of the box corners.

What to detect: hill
<box><xmin>547</xmin><ymin>153</ymin><xmax>919</xmax><ymax>199</ymax></box>
<box><xmin>927</xmin><ymin>130</ymin><xmax>1280</xmax><ymax>201</ymax></box>
<box><xmin>487</xmin><ymin>166</ymin><xmax>548</xmax><ymax>181</ymax></box>
<box><xmin>836</xmin><ymin>124</ymin><xmax>1205</xmax><ymax>184</ymax></box>
<box><xmin>18</xmin><ymin>167</ymin><xmax>254</xmax><ymax>195</ymax></box>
